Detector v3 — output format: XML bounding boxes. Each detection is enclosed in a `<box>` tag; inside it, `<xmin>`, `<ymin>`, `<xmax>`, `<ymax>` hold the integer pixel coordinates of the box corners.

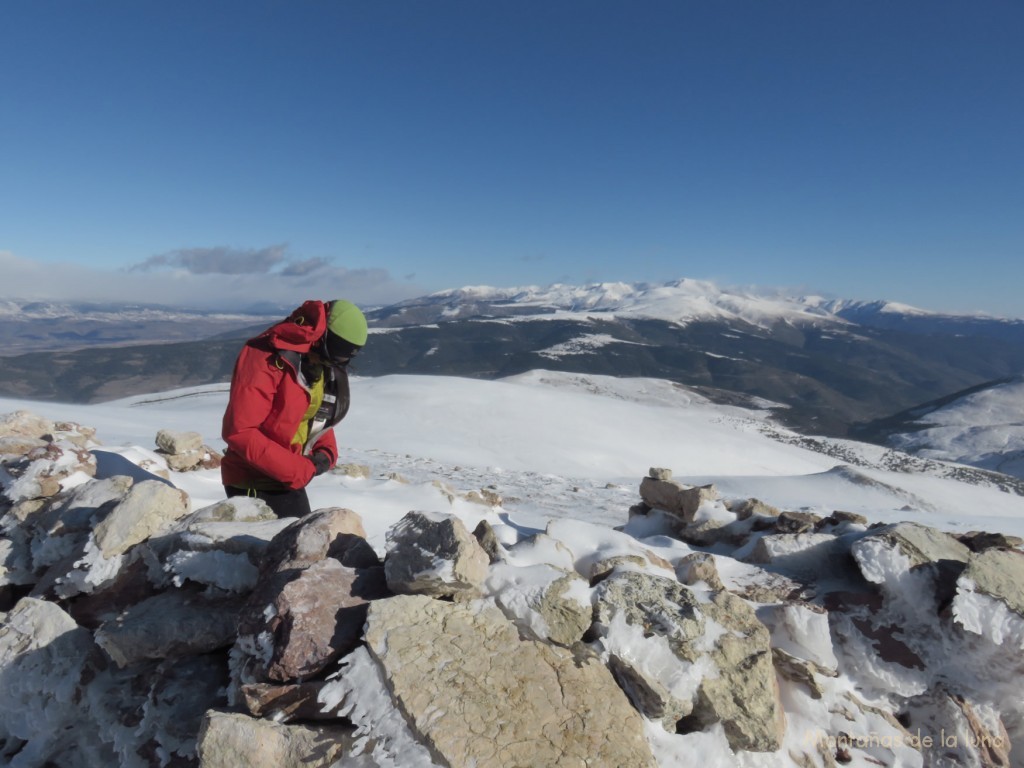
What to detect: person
<box><xmin>220</xmin><ymin>298</ymin><xmax>367</xmax><ymax>517</ymax></box>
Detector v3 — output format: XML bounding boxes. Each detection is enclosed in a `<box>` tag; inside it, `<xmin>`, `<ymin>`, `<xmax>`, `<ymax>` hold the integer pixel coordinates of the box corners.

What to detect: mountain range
<box><xmin>2</xmin><ymin>278</ymin><xmax>1023</xmax><ymax>442</ymax></box>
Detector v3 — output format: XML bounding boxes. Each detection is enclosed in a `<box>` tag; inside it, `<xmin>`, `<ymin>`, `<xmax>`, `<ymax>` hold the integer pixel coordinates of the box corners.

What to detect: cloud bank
<box><xmin>0</xmin><ymin>248</ymin><xmax>425</xmax><ymax>312</ymax></box>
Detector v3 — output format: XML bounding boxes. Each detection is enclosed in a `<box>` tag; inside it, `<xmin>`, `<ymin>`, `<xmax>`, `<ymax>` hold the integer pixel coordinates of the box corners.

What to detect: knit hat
<box><xmin>322</xmin><ymin>300</ymin><xmax>367</xmax><ymax>366</ymax></box>
<box><xmin>326</xmin><ymin>300</ymin><xmax>368</xmax><ymax>346</ymax></box>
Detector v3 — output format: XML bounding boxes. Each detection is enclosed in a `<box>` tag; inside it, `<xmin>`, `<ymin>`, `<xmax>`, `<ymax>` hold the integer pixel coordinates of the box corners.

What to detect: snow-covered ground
<box><xmin>3</xmin><ymin>369</ymin><xmax>1021</xmax><ymax>551</ymax></box>
<box><xmin>3</xmin><ymin>371</ymin><xmax>1023</xmax><ymax>768</ymax></box>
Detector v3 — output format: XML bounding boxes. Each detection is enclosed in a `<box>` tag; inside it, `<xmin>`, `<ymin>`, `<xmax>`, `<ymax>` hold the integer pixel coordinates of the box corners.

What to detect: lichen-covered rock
<box><xmin>487</xmin><ymin>563</ymin><xmax>592</xmax><ymax>645</ymax></box>
<box><xmin>593</xmin><ymin>569</ymin><xmax>785</xmax><ymax>752</ymax></box>
<box><xmin>361</xmin><ymin>594</ymin><xmax>656</xmax><ymax>768</ymax></box>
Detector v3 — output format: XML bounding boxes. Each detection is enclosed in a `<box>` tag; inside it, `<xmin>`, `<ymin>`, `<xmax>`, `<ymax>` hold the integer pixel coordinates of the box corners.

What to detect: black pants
<box><xmin>224</xmin><ymin>485</ymin><xmax>312</xmax><ymax>518</ymax></box>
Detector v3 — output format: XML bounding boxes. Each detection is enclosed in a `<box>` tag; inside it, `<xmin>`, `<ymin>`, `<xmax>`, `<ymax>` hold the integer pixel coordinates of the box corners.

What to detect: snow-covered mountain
<box><xmin>856</xmin><ymin>376</ymin><xmax>1024</xmax><ymax>480</ymax></box>
<box><xmin>371</xmin><ymin>279</ymin><xmax>1022</xmax><ymax>328</ymax></box>
<box><xmin>1</xmin><ymin>372</ymin><xmax>1022</xmax><ymax>767</ymax></box>
<box><xmin>2</xmin><ymin>278</ymin><xmax>1023</xmax><ymax>444</ymax></box>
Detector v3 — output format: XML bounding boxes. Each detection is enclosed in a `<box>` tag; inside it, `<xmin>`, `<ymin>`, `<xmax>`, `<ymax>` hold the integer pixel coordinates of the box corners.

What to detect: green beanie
<box><xmin>327</xmin><ymin>300</ymin><xmax>368</xmax><ymax>346</ymax></box>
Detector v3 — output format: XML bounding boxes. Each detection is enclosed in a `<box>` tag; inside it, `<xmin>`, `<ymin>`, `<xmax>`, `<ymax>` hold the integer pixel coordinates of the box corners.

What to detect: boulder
<box><xmin>362</xmin><ymin>594</ymin><xmax>656</xmax><ymax>768</ymax></box>
<box><xmin>260</xmin><ymin>507</ymin><xmax>371</xmax><ymax>575</ymax></box>
<box><xmin>639</xmin><ymin>475</ymin><xmax>718</xmax><ymax>524</ymax></box>
<box><xmin>488</xmin><ymin>562</ymin><xmax>592</xmax><ymax>645</ymax></box>
<box><xmin>155</xmin><ymin>429</ymin><xmax>203</xmax><ymax>455</ymax></box>
<box><xmin>196</xmin><ymin>710</ymin><xmax>354</xmax><ymax>768</ymax></box>
<box><xmin>593</xmin><ymin>569</ymin><xmax>785</xmax><ymax>752</ymax></box>
<box><xmin>92</xmin><ymin>480</ymin><xmax>191</xmax><ymax>558</ymax></box>
<box><xmin>958</xmin><ymin>548</ymin><xmax>1024</xmax><ymax>617</ymax></box>
<box><xmin>94</xmin><ymin>587</ymin><xmax>243</xmax><ymax>667</ymax></box>
<box><xmin>384</xmin><ymin>510</ymin><xmax>489</xmax><ymax>599</ymax></box>
<box><xmin>237</xmin><ymin>560</ymin><xmax>389</xmax><ymax>682</ymax></box>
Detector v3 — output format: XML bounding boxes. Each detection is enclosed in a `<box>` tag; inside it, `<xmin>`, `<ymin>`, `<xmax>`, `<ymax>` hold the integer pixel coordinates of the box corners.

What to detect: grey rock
<box><xmin>384</xmin><ymin>511</ymin><xmax>489</xmax><ymax>599</ymax></box>
<box><xmin>94</xmin><ymin>587</ymin><xmax>242</xmax><ymax>667</ymax></box>
<box><xmin>593</xmin><ymin>570</ymin><xmax>785</xmax><ymax>752</ymax></box>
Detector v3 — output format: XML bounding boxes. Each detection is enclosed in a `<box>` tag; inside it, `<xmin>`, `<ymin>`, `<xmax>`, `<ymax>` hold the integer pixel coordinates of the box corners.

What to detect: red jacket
<box><xmin>221</xmin><ymin>300</ymin><xmax>347</xmax><ymax>491</ymax></box>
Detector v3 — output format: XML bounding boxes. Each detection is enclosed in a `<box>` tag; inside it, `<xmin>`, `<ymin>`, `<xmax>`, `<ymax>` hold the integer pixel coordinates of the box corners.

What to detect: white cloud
<box><xmin>0</xmin><ymin>250</ymin><xmax>425</xmax><ymax>311</ymax></box>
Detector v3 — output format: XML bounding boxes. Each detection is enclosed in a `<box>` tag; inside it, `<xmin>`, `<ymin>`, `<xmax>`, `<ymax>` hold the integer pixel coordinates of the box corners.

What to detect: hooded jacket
<box><xmin>221</xmin><ymin>300</ymin><xmax>350</xmax><ymax>491</ymax></box>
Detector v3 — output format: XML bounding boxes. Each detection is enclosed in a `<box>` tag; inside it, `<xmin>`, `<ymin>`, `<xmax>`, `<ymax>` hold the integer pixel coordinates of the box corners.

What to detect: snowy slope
<box><xmin>3</xmin><ymin>371</ymin><xmax>1021</xmax><ymax>546</ymax></box>
<box><xmin>883</xmin><ymin>376</ymin><xmax>1024</xmax><ymax>480</ymax></box>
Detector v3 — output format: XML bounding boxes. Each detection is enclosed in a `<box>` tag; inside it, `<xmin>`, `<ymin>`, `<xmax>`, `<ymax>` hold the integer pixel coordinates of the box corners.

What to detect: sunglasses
<box><xmin>322</xmin><ymin>330</ymin><xmax>361</xmax><ymax>367</ymax></box>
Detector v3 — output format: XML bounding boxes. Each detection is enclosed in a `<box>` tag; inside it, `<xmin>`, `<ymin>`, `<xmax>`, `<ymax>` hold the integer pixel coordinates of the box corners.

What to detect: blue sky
<box><xmin>2</xmin><ymin>1</ymin><xmax>1022</xmax><ymax>316</ymax></box>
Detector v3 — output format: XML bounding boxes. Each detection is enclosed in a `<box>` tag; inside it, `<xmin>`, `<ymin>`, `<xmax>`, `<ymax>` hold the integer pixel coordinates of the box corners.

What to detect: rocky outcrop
<box><xmin>4</xmin><ymin>412</ymin><xmax>1024</xmax><ymax>768</ymax></box>
<box><xmin>361</xmin><ymin>594</ymin><xmax>656</xmax><ymax>767</ymax></box>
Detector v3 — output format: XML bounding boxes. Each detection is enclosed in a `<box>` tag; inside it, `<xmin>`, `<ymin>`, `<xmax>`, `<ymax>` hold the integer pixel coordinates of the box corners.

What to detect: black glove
<box><xmin>310</xmin><ymin>450</ymin><xmax>331</xmax><ymax>477</ymax></box>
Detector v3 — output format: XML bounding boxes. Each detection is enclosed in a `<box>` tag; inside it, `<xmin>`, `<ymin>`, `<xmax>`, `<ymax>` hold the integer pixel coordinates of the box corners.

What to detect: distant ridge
<box><xmin>1</xmin><ymin>279</ymin><xmax>1023</xmax><ymax>441</ymax></box>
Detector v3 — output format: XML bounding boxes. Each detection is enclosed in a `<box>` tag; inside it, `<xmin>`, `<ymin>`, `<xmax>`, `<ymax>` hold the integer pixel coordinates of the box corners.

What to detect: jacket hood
<box><xmin>257</xmin><ymin>300</ymin><xmax>328</xmax><ymax>352</ymax></box>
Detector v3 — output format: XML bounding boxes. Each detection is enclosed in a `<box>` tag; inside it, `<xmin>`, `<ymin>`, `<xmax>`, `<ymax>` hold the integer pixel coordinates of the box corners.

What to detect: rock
<box><xmin>853</xmin><ymin>522</ymin><xmax>972</xmax><ymax>576</ymax></box>
<box><xmin>155</xmin><ymin>429</ymin><xmax>204</xmax><ymax>455</ymax></box>
<box><xmin>588</xmin><ymin>552</ymin><xmax>675</xmax><ymax>584</ymax></box>
<box><xmin>362</xmin><ymin>594</ymin><xmax>656</xmax><ymax>768</ymax></box>
<box><xmin>464</xmin><ymin>487</ymin><xmax>503</xmax><ymax>506</ymax></box>
<box><xmin>746</xmin><ymin>533</ymin><xmax>854</xmax><ymax>583</ymax></box>
<box><xmin>639</xmin><ymin>476</ymin><xmax>718</xmax><ymax>523</ymax></box>
<box><xmin>593</xmin><ymin>570</ymin><xmax>785</xmax><ymax>752</ymax></box>
<box><xmin>648</xmin><ymin>467</ymin><xmax>674</xmax><ymax>481</ymax></box>
<box><xmin>472</xmin><ymin>519</ymin><xmax>506</xmax><ymax>563</ymax></box>
<box><xmin>94</xmin><ymin>587</ymin><xmax>243</xmax><ymax>667</ymax></box>
<box><xmin>336</xmin><ymin>463</ymin><xmax>371</xmax><ymax>478</ymax></box>
<box><xmin>384</xmin><ymin>510</ymin><xmax>490</xmax><ymax>599</ymax></box>
<box><xmin>691</xmin><ymin>590</ymin><xmax>787</xmax><ymax>752</ymax></box>
<box><xmin>904</xmin><ymin>687</ymin><xmax>1012</xmax><ymax>768</ymax></box>
<box><xmin>675</xmin><ymin>552</ymin><xmax>725</xmax><ymax>591</ymax></box>
<box><xmin>0</xmin><ymin>410</ymin><xmax>55</xmax><ymax>440</ymax></box>
<box><xmin>488</xmin><ymin>563</ymin><xmax>592</xmax><ymax>645</ymax></box>
<box><xmin>821</xmin><ymin>510</ymin><xmax>869</xmax><ymax>527</ymax></box>
<box><xmin>775</xmin><ymin>511</ymin><xmax>823</xmax><ymax>534</ymax></box>
<box><xmin>2</xmin><ymin>439</ymin><xmax>96</xmax><ymax>503</ymax></box>
<box><xmin>958</xmin><ymin>548</ymin><xmax>1024</xmax><ymax>618</ymax></box>
<box><xmin>728</xmin><ymin>497</ymin><xmax>781</xmax><ymax>520</ymax></box>
<box><xmin>133</xmin><ymin>654</ymin><xmax>230</xmax><ymax>763</ymax></box>
<box><xmin>0</xmin><ymin>597</ymin><xmax>99</xmax><ymax>765</ymax></box>
<box><xmin>181</xmin><ymin>496</ymin><xmax>277</xmax><ymax>524</ymax></box>
<box><xmin>92</xmin><ymin>480</ymin><xmax>191</xmax><ymax>558</ymax></box>
<box><xmin>196</xmin><ymin>710</ymin><xmax>354</xmax><ymax>768</ymax></box>
<box><xmin>957</xmin><ymin>530</ymin><xmax>1024</xmax><ymax>553</ymax></box>
<box><xmin>238</xmin><ymin>560</ymin><xmax>389</xmax><ymax>682</ymax></box>
<box><xmin>260</xmin><ymin>507</ymin><xmax>371</xmax><ymax>575</ymax></box>
<box><xmin>755</xmin><ymin>602</ymin><xmax>839</xmax><ymax>672</ymax></box>
<box><xmin>0</xmin><ymin>435</ymin><xmax>47</xmax><ymax>458</ymax></box>
<box><xmin>240</xmin><ymin>681</ymin><xmax>340</xmax><ymax>721</ymax></box>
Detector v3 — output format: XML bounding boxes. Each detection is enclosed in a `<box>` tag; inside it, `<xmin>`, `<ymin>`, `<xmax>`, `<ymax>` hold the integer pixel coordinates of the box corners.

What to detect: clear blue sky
<box><xmin>2</xmin><ymin>1</ymin><xmax>1022</xmax><ymax>316</ymax></box>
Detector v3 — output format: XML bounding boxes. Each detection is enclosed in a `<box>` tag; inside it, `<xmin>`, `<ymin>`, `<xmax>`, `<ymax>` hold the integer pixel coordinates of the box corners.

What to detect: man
<box><xmin>220</xmin><ymin>298</ymin><xmax>367</xmax><ymax>517</ymax></box>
